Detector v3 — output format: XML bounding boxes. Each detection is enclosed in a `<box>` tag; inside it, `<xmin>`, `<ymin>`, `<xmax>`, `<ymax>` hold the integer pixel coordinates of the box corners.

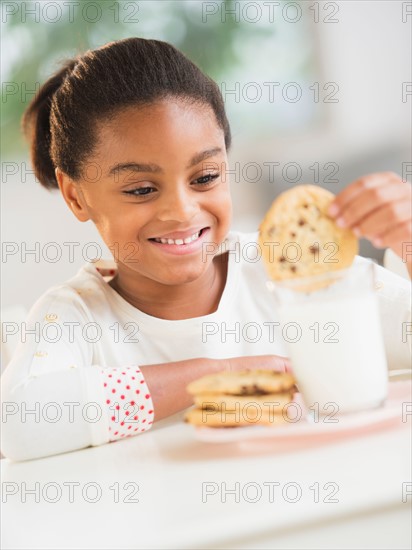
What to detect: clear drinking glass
<box><xmin>267</xmin><ymin>261</ymin><xmax>388</xmax><ymax>414</ymax></box>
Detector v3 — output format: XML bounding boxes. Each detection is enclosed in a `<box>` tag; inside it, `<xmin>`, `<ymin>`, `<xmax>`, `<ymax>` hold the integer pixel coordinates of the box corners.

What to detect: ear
<box><xmin>55</xmin><ymin>167</ymin><xmax>90</xmax><ymax>222</ymax></box>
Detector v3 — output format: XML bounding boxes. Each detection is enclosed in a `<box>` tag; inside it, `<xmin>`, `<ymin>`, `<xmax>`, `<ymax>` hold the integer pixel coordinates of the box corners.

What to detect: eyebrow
<box><xmin>107</xmin><ymin>147</ymin><xmax>223</xmax><ymax>177</ymax></box>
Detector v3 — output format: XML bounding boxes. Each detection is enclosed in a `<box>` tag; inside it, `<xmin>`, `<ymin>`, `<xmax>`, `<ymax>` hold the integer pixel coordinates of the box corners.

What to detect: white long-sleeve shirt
<box><xmin>1</xmin><ymin>231</ymin><xmax>411</xmax><ymax>461</ymax></box>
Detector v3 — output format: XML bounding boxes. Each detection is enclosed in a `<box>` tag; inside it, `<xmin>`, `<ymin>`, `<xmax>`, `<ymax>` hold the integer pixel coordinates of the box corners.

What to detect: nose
<box><xmin>156</xmin><ymin>185</ymin><xmax>199</xmax><ymax>223</ymax></box>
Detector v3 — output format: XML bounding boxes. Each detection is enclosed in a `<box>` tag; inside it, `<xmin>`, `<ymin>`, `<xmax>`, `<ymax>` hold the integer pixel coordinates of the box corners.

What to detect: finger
<box><xmin>335</xmin><ymin>182</ymin><xmax>410</xmax><ymax>231</ymax></box>
<box><xmin>231</xmin><ymin>355</ymin><xmax>291</xmax><ymax>373</ymax></box>
<box><xmin>328</xmin><ymin>172</ymin><xmax>399</xmax><ymax>217</ymax></box>
<box><xmin>371</xmin><ymin>220</ymin><xmax>412</xmax><ymax>259</ymax></box>
<box><xmin>251</xmin><ymin>355</ymin><xmax>291</xmax><ymax>373</ymax></box>
<box><xmin>352</xmin><ymin>199</ymin><xmax>412</xmax><ymax>240</ymax></box>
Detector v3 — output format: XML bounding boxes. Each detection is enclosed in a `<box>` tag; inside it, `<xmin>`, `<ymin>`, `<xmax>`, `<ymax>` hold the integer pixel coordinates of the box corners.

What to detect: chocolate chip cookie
<box><xmin>258</xmin><ymin>185</ymin><xmax>358</xmax><ymax>283</ymax></box>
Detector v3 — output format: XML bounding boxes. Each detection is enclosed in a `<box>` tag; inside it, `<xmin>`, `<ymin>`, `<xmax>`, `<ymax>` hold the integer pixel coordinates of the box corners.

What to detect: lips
<box><xmin>148</xmin><ymin>227</ymin><xmax>208</xmax><ymax>244</ymax></box>
<box><xmin>147</xmin><ymin>227</ymin><xmax>211</xmax><ymax>255</ymax></box>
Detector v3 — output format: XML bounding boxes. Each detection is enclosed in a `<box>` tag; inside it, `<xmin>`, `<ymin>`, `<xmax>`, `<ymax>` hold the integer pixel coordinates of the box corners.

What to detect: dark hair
<box><xmin>22</xmin><ymin>37</ymin><xmax>232</xmax><ymax>190</ymax></box>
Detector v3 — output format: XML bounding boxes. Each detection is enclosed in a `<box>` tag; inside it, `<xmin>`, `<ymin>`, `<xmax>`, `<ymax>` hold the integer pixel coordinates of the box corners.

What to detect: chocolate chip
<box><xmin>279</xmin><ymin>256</ymin><xmax>287</xmax><ymax>263</ymax></box>
<box><xmin>290</xmin><ymin>266</ymin><xmax>297</xmax><ymax>273</ymax></box>
<box><xmin>236</xmin><ymin>384</ymin><xmax>269</xmax><ymax>396</ymax></box>
<box><xmin>290</xmin><ymin>232</ymin><xmax>296</xmax><ymax>238</ymax></box>
<box><xmin>298</xmin><ymin>219</ymin><xmax>305</xmax><ymax>226</ymax></box>
<box><xmin>309</xmin><ymin>244</ymin><xmax>319</xmax><ymax>254</ymax></box>
<box><xmin>252</xmin><ymin>384</ymin><xmax>268</xmax><ymax>395</ymax></box>
<box><xmin>203</xmin><ymin>404</ymin><xmax>218</xmax><ymax>411</ymax></box>
<box><xmin>303</xmin><ymin>203</ymin><xmax>308</xmax><ymax>208</ymax></box>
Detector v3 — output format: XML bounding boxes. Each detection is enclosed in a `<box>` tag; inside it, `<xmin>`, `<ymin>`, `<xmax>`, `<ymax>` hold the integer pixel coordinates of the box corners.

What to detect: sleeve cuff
<box><xmin>100</xmin><ymin>366</ymin><xmax>154</xmax><ymax>441</ymax></box>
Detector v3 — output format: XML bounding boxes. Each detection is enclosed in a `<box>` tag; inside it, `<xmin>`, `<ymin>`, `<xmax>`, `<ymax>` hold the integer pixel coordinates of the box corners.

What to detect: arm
<box><xmin>1</xmin><ymin>289</ymin><xmax>289</xmax><ymax>461</ymax></box>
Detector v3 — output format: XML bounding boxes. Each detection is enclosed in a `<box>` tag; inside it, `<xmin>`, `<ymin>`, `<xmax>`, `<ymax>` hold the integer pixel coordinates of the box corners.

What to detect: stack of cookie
<box><xmin>185</xmin><ymin>370</ymin><xmax>296</xmax><ymax>428</ymax></box>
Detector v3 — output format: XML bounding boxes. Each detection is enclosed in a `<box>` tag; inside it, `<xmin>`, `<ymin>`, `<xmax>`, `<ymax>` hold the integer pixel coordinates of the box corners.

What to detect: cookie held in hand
<box><xmin>258</xmin><ymin>185</ymin><xmax>358</xmax><ymax>283</ymax></box>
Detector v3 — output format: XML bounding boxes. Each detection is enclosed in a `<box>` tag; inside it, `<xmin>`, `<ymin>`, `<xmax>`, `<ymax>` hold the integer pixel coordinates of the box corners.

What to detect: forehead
<box><xmin>94</xmin><ymin>99</ymin><xmax>225</xmax><ymax>164</ymax></box>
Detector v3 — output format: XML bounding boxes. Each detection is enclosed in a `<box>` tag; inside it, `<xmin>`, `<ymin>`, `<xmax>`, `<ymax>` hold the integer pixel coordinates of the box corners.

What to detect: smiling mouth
<box><xmin>148</xmin><ymin>227</ymin><xmax>208</xmax><ymax>246</ymax></box>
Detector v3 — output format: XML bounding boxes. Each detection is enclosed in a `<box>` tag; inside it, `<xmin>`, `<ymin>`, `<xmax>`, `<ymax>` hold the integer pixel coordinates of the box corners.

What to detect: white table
<box><xmin>1</xmin><ymin>385</ymin><xmax>411</xmax><ymax>550</ymax></box>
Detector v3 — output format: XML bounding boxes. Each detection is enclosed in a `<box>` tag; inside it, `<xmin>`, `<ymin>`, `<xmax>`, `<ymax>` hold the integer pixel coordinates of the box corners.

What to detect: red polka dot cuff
<box><xmin>101</xmin><ymin>366</ymin><xmax>154</xmax><ymax>440</ymax></box>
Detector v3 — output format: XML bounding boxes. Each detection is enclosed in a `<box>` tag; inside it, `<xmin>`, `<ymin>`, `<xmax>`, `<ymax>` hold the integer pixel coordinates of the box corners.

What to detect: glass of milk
<box><xmin>267</xmin><ymin>261</ymin><xmax>388</xmax><ymax>414</ymax></box>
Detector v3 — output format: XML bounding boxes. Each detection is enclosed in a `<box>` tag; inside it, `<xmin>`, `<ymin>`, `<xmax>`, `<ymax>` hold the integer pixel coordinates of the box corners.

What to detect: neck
<box><xmin>108</xmin><ymin>253</ymin><xmax>229</xmax><ymax>320</ymax></box>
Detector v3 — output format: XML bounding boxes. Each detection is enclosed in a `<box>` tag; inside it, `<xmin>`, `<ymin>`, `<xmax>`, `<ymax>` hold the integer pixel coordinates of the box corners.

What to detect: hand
<box><xmin>327</xmin><ymin>172</ymin><xmax>412</xmax><ymax>275</ymax></box>
<box><xmin>224</xmin><ymin>355</ymin><xmax>291</xmax><ymax>373</ymax></box>
<box><xmin>141</xmin><ymin>355</ymin><xmax>292</xmax><ymax>421</ymax></box>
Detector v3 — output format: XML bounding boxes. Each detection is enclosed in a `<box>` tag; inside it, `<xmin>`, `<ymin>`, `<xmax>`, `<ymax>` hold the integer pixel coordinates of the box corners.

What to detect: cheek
<box><xmin>212</xmin><ymin>186</ymin><xmax>232</xmax><ymax>221</ymax></box>
<box><xmin>91</xmin><ymin>205</ymin><xmax>144</xmax><ymax>248</ymax></box>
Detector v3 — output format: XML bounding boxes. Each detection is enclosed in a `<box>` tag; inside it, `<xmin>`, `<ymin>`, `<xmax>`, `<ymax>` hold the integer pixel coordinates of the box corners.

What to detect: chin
<box><xmin>159</xmin><ymin>266</ymin><xmax>207</xmax><ymax>286</ymax></box>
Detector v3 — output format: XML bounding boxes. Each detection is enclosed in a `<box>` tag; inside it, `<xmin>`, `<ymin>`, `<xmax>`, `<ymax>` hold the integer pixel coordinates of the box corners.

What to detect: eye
<box><xmin>123</xmin><ymin>187</ymin><xmax>156</xmax><ymax>197</ymax></box>
<box><xmin>194</xmin><ymin>173</ymin><xmax>220</xmax><ymax>186</ymax></box>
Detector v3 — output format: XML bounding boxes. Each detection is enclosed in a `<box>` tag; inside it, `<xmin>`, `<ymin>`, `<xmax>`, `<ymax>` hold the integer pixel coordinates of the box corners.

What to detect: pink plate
<box><xmin>193</xmin><ymin>380</ymin><xmax>411</xmax><ymax>444</ymax></box>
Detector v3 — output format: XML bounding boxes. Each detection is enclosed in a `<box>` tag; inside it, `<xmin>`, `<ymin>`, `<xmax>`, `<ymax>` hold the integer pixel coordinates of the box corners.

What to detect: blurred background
<box><xmin>1</xmin><ymin>0</ymin><xmax>411</xmax><ymax>310</ymax></box>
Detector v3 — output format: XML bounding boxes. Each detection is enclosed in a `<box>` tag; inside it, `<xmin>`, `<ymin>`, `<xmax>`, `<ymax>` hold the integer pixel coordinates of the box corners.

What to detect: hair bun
<box><xmin>22</xmin><ymin>59</ymin><xmax>77</xmax><ymax>189</ymax></box>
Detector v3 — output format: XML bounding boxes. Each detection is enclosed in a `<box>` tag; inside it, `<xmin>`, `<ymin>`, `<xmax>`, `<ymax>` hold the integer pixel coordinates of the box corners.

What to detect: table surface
<box><xmin>1</xmin><ymin>381</ymin><xmax>412</xmax><ymax>550</ymax></box>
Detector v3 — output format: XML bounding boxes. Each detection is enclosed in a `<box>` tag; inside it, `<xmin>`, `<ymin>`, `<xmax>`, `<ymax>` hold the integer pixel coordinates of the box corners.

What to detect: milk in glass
<box><xmin>268</xmin><ymin>261</ymin><xmax>388</xmax><ymax>414</ymax></box>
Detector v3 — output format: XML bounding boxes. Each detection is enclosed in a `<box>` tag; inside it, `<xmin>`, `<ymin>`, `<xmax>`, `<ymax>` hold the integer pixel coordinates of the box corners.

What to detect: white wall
<box><xmin>231</xmin><ymin>0</ymin><xmax>411</xmax><ymax>242</ymax></box>
<box><xmin>237</xmin><ymin>0</ymin><xmax>411</xmax><ymax>160</ymax></box>
<box><xmin>1</xmin><ymin>173</ymin><xmax>111</xmax><ymax>310</ymax></box>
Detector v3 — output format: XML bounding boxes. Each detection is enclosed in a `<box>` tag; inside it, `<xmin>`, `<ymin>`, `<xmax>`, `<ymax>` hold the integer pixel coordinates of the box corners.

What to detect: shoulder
<box><xmin>25</xmin><ymin>262</ymin><xmax>112</xmax><ymax>322</ymax></box>
<box><xmin>353</xmin><ymin>255</ymin><xmax>411</xmax><ymax>300</ymax></box>
<box><xmin>223</xmin><ymin>233</ymin><xmax>410</xmax><ymax>298</ymax></box>
<box><xmin>219</xmin><ymin>229</ymin><xmax>264</xmax><ymax>266</ymax></box>
<box><xmin>221</xmin><ymin>229</ymin><xmax>270</xmax><ymax>280</ymax></box>
<box><xmin>219</xmin><ymin>229</ymin><xmax>260</xmax><ymax>251</ymax></box>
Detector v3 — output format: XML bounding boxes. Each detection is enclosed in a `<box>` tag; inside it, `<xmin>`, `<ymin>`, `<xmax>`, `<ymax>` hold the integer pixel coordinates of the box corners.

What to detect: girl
<box><xmin>1</xmin><ymin>38</ymin><xmax>410</xmax><ymax>461</ymax></box>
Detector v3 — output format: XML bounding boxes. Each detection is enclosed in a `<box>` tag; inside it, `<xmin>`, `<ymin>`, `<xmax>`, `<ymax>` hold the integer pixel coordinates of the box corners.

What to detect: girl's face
<box><xmin>64</xmin><ymin>99</ymin><xmax>232</xmax><ymax>286</ymax></box>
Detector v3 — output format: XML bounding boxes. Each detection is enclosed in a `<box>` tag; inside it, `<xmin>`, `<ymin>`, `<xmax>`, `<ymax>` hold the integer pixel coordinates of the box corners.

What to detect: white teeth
<box><xmin>152</xmin><ymin>230</ymin><xmax>202</xmax><ymax>245</ymax></box>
